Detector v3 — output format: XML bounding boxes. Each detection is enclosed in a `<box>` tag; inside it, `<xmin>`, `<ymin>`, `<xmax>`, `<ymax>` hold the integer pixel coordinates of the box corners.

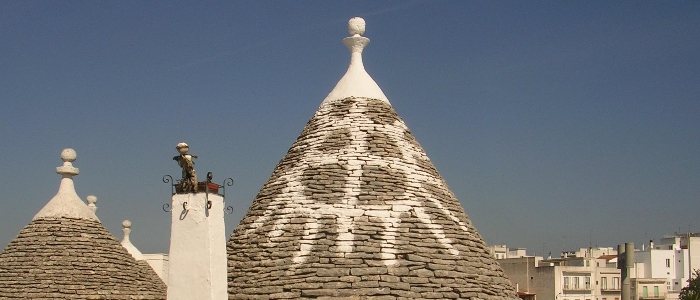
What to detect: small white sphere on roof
<box><xmin>86</xmin><ymin>195</ymin><xmax>97</xmax><ymax>204</ymax></box>
<box><xmin>61</xmin><ymin>148</ymin><xmax>77</xmax><ymax>162</ymax></box>
<box><xmin>348</xmin><ymin>17</ymin><xmax>365</xmax><ymax>36</ymax></box>
<box><xmin>122</xmin><ymin>220</ymin><xmax>132</xmax><ymax>228</ymax></box>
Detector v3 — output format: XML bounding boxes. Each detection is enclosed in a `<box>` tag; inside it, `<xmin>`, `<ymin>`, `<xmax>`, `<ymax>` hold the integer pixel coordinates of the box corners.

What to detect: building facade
<box><xmin>499</xmin><ymin>255</ymin><xmax>622</xmax><ymax>300</ymax></box>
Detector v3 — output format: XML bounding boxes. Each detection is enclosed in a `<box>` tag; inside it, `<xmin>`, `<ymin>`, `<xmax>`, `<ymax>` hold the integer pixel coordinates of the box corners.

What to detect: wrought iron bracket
<box><xmin>222</xmin><ymin>178</ymin><xmax>234</xmax><ymax>214</ymax></box>
<box><xmin>163</xmin><ymin>175</ymin><xmax>175</xmax><ymax>195</ymax></box>
<box><xmin>162</xmin><ymin>175</ymin><xmax>175</xmax><ymax>213</ymax></box>
<box><xmin>162</xmin><ymin>174</ymin><xmax>233</xmax><ymax>214</ymax></box>
<box><xmin>205</xmin><ymin>172</ymin><xmax>213</xmax><ymax>210</ymax></box>
<box><xmin>222</xmin><ymin>178</ymin><xmax>234</xmax><ymax>198</ymax></box>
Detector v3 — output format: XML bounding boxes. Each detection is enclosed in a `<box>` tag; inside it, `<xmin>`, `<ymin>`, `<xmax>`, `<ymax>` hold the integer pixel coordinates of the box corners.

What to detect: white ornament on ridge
<box><xmin>121</xmin><ymin>219</ymin><xmax>144</xmax><ymax>260</ymax></box>
<box><xmin>33</xmin><ymin>148</ymin><xmax>98</xmax><ymax>221</ymax></box>
<box><xmin>87</xmin><ymin>195</ymin><xmax>97</xmax><ymax>213</ymax></box>
<box><xmin>57</xmin><ymin>148</ymin><xmax>79</xmax><ymax>176</ymax></box>
<box><xmin>323</xmin><ymin>17</ymin><xmax>388</xmax><ymax>103</ymax></box>
<box><xmin>348</xmin><ymin>17</ymin><xmax>366</xmax><ymax>36</ymax></box>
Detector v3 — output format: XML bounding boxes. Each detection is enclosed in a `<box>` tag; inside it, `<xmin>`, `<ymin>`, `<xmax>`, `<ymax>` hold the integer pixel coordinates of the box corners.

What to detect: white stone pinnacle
<box><xmin>122</xmin><ymin>220</ymin><xmax>132</xmax><ymax>241</ymax></box>
<box><xmin>322</xmin><ymin>17</ymin><xmax>388</xmax><ymax>103</ymax></box>
<box><xmin>121</xmin><ymin>219</ymin><xmax>144</xmax><ymax>260</ymax></box>
<box><xmin>57</xmin><ymin>148</ymin><xmax>79</xmax><ymax>176</ymax></box>
<box><xmin>33</xmin><ymin>148</ymin><xmax>99</xmax><ymax>221</ymax></box>
<box><xmin>87</xmin><ymin>195</ymin><xmax>97</xmax><ymax>213</ymax></box>
<box><xmin>348</xmin><ymin>17</ymin><xmax>365</xmax><ymax>36</ymax></box>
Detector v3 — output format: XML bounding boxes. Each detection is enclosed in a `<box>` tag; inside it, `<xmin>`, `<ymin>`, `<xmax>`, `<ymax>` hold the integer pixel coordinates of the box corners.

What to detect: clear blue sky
<box><xmin>1</xmin><ymin>1</ymin><xmax>698</xmax><ymax>256</ymax></box>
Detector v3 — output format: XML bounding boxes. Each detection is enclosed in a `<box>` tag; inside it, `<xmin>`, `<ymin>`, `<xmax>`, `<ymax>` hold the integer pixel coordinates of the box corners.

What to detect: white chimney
<box><xmin>167</xmin><ymin>192</ymin><xmax>227</xmax><ymax>300</ymax></box>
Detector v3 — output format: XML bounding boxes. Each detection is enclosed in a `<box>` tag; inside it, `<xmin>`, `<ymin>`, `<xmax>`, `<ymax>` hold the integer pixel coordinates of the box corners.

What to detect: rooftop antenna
<box><xmin>562</xmin><ymin>235</ymin><xmax>565</xmax><ymax>257</ymax></box>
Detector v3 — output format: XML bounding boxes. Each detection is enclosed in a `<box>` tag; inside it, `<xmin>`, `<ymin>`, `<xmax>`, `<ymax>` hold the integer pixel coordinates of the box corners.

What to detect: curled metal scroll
<box><xmin>222</xmin><ymin>178</ymin><xmax>234</xmax><ymax>214</ymax></box>
<box><xmin>182</xmin><ymin>201</ymin><xmax>188</xmax><ymax>211</ymax></box>
<box><xmin>163</xmin><ymin>175</ymin><xmax>175</xmax><ymax>195</ymax></box>
<box><xmin>222</xmin><ymin>178</ymin><xmax>234</xmax><ymax>198</ymax></box>
<box><xmin>162</xmin><ymin>175</ymin><xmax>175</xmax><ymax>213</ymax></box>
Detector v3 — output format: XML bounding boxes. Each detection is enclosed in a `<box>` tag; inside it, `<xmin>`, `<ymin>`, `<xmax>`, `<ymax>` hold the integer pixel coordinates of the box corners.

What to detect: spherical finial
<box><xmin>61</xmin><ymin>148</ymin><xmax>77</xmax><ymax>162</ymax></box>
<box><xmin>86</xmin><ymin>195</ymin><xmax>97</xmax><ymax>205</ymax></box>
<box><xmin>176</xmin><ymin>142</ymin><xmax>189</xmax><ymax>154</ymax></box>
<box><xmin>122</xmin><ymin>220</ymin><xmax>132</xmax><ymax>228</ymax></box>
<box><xmin>348</xmin><ymin>17</ymin><xmax>366</xmax><ymax>36</ymax></box>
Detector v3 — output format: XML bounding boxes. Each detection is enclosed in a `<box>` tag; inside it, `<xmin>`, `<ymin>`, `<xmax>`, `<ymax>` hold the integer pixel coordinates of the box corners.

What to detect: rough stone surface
<box><xmin>0</xmin><ymin>217</ymin><xmax>166</xmax><ymax>299</ymax></box>
<box><xmin>227</xmin><ymin>95</ymin><xmax>518</xmax><ymax>300</ymax></box>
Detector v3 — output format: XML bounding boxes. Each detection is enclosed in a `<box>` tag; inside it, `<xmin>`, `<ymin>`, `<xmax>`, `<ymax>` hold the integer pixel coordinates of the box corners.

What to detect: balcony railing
<box><xmin>638</xmin><ymin>293</ymin><xmax>665</xmax><ymax>300</ymax></box>
<box><xmin>563</xmin><ymin>285</ymin><xmax>592</xmax><ymax>291</ymax></box>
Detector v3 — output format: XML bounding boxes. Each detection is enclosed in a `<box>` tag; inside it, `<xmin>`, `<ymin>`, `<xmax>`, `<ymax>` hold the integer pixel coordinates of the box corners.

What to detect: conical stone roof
<box><xmin>0</xmin><ymin>149</ymin><xmax>166</xmax><ymax>299</ymax></box>
<box><xmin>227</xmin><ymin>18</ymin><xmax>518</xmax><ymax>299</ymax></box>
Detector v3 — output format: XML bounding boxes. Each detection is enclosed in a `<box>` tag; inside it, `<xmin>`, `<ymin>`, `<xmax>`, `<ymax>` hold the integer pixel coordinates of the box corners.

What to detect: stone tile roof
<box><xmin>0</xmin><ymin>149</ymin><xmax>166</xmax><ymax>299</ymax></box>
<box><xmin>228</xmin><ymin>95</ymin><xmax>518</xmax><ymax>299</ymax></box>
<box><xmin>228</xmin><ymin>17</ymin><xmax>517</xmax><ymax>300</ymax></box>
<box><xmin>0</xmin><ymin>217</ymin><xmax>166</xmax><ymax>299</ymax></box>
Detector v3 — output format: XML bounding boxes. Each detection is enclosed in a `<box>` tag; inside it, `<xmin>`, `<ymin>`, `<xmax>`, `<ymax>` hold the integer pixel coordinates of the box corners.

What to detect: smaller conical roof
<box><xmin>0</xmin><ymin>149</ymin><xmax>166</xmax><ymax>299</ymax></box>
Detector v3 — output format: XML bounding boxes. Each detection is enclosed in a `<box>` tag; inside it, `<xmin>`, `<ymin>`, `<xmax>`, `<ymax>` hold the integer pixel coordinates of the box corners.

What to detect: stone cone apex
<box><xmin>121</xmin><ymin>219</ymin><xmax>145</xmax><ymax>260</ymax></box>
<box><xmin>33</xmin><ymin>148</ymin><xmax>98</xmax><ymax>221</ymax></box>
<box><xmin>227</xmin><ymin>18</ymin><xmax>518</xmax><ymax>299</ymax></box>
<box><xmin>0</xmin><ymin>149</ymin><xmax>166</xmax><ymax>299</ymax></box>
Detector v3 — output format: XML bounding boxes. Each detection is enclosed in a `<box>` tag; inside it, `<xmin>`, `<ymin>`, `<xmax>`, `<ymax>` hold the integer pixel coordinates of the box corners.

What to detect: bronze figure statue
<box><xmin>173</xmin><ymin>142</ymin><xmax>198</xmax><ymax>193</ymax></box>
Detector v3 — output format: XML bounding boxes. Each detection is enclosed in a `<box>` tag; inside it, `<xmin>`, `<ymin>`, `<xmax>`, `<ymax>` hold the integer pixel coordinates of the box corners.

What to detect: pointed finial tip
<box><xmin>122</xmin><ymin>220</ymin><xmax>132</xmax><ymax>228</ymax></box>
<box><xmin>348</xmin><ymin>17</ymin><xmax>366</xmax><ymax>36</ymax></box>
<box><xmin>87</xmin><ymin>195</ymin><xmax>97</xmax><ymax>204</ymax></box>
<box><xmin>61</xmin><ymin>148</ymin><xmax>77</xmax><ymax>162</ymax></box>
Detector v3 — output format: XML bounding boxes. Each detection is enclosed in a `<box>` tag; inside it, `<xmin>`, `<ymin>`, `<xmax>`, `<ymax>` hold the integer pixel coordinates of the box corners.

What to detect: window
<box><xmin>654</xmin><ymin>286</ymin><xmax>659</xmax><ymax>297</ymax></box>
<box><xmin>613</xmin><ymin>277</ymin><xmax>620</xmax><ymax>289</ymax></box>
<box><xmin>602</xmin><ymin>277</ymin><xmax>608</xmax><ymax>290</ymax></box>
<box><xmin>573</xmin><ymin>277</ymin><xmax>580</xmax><ymax>289</ymax></box>
<box><xmin>584</xmin><ymin>276</ymin><xmax>591</xmax><ymax>289</ymax></box>
<box><xmin>643</xmin><ymin>286</ymin><xmax>648</xmax><ymax>298</ymax></box>
<box><xmin>666</xmin><ymin>259</ymin><xmax>671</xmax><ymax>268</ymax></box>
<box><xmin>564</xmin><ymin>276</ymin><xmax>570</xmax><ymax>289</ymax></box>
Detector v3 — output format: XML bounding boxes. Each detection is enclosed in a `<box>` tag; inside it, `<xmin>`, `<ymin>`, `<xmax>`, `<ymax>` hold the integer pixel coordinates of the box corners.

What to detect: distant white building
<box><xmin>490</xmin><ymin>244</ymin><xmax>529</xmax><ymax>259</ymax></box>
<box><xmin>563</xmin><ymin>247</ymin><xmax>618</xmax><ymax>259</ymax></box>
<box><xmin>497</xmin><ymin>250</ymin><xmax>621</xmax><ymax>300</ymax></box>
<box><xmin>630</xmin><ymin>234</ymin><xmax>700</xmax><ymax>300</ymax></box>
<box><xmin>659</xmin><ymin>234</ymin><xmax>700</xmax><ymax>278</ymax></box>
